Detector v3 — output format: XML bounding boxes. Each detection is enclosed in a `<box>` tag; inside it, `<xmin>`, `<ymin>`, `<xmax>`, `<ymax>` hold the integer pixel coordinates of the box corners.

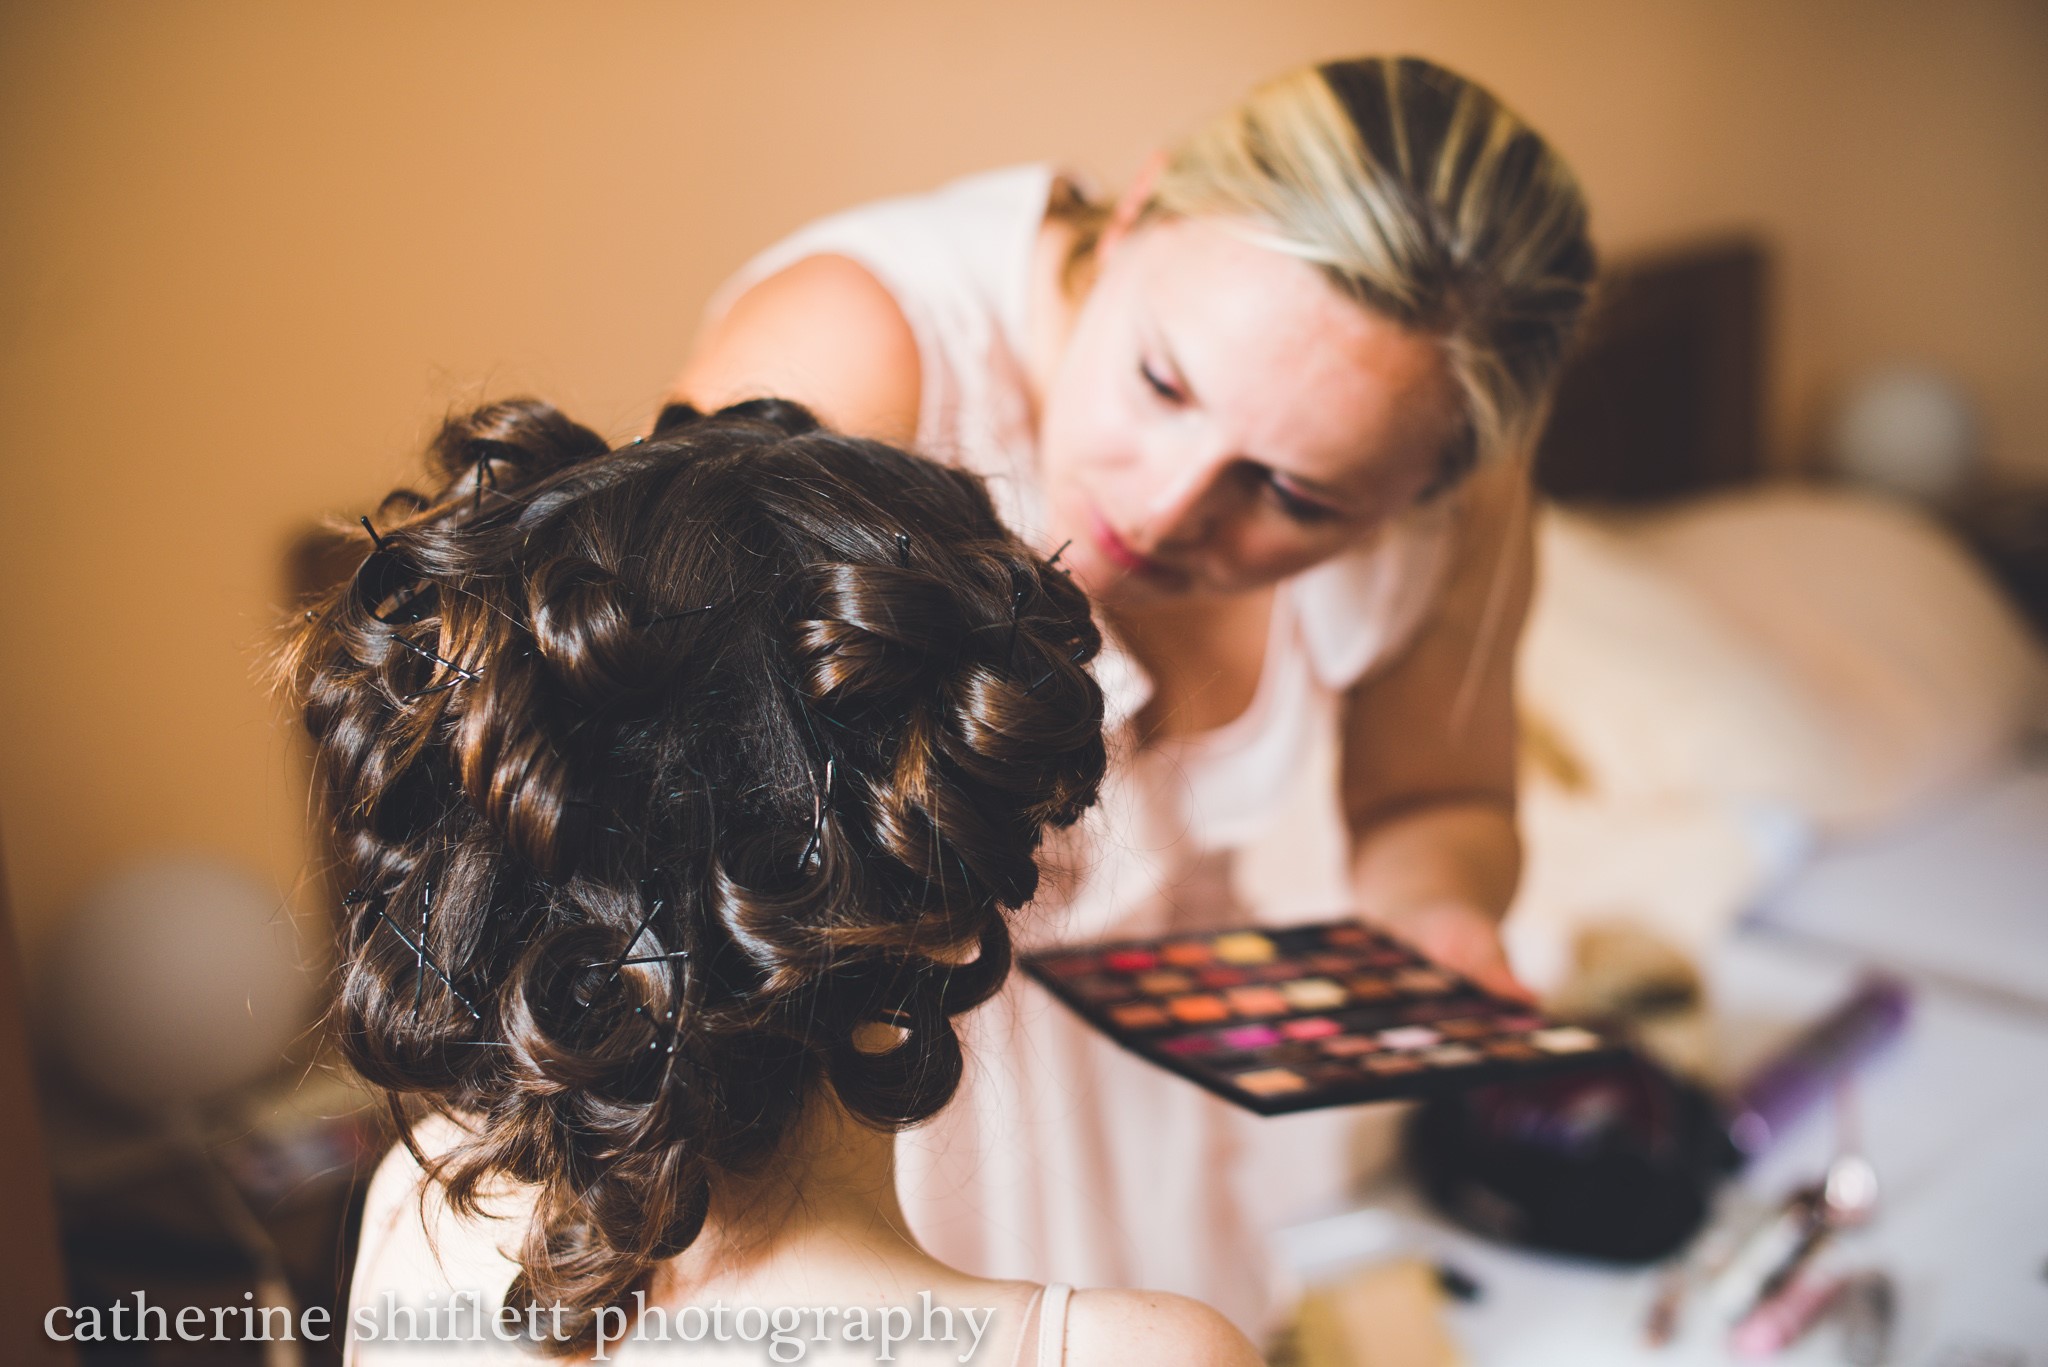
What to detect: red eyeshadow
<box><xmin>1197</xmin><ymin>967</ymin><xmax>1249</xmax><ymax>988</ymax></box>
<box><xmin>1105</xmin><ymin>949</ymin><xmax>1158</xmax><ymax>973</ymax></box>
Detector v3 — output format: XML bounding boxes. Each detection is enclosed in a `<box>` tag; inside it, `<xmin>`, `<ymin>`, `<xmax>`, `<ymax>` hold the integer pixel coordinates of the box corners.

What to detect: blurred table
<box><xmin>1324</xmin><ymin>930</ymin><xmax>2048</xmax><ymax>1364</ymax></box>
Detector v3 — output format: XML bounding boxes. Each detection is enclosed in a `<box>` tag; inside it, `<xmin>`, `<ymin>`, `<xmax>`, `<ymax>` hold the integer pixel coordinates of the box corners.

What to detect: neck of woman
<box><xmin>661</xmin><ymin>1087</ymin><xmax>926</xmax><ymax>1291</ymax></box>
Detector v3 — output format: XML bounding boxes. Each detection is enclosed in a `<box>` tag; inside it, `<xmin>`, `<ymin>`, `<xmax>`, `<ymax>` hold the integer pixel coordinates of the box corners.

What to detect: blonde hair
<box><xmin>1071</xmin><ymin>57</ymin><xmax>1595</xmax><ymax>483</ymax></box>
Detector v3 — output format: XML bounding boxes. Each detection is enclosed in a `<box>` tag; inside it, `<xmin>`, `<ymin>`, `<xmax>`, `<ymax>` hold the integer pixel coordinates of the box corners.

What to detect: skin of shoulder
<box><xmin>1062</xmin><ymin>1287</ymin><xmax>1266</xmax><ymax>1367</ymax></box>
<box><xmin>671</xmin><ymin>253</ymin><xmax>922</xmax><ymax>445</ymax></box>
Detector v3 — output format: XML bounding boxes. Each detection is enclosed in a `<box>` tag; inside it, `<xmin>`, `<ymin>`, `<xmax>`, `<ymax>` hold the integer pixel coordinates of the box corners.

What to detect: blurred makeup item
<box><xmin>1724</xmin><ymin>975</ymin><xmax>1910</xmax><ymax>1158</ymax></box>
<box><xmin>1706</xmin><ymin>1187</ymin><xmax>1828</xmax><ymax>1318</ymax></box>
<box><xmin>1729</xmin><ymin>1272</ymin><xmax>1845</xmax><ymax>1359</ymax></box>
<box><xmin>1023</xmin><ymin>918</ymin><xmax>1628</xmax><ymax>1115</ymax></box>
<box><xmin>1291</xmin><ymin>1258</ymin><xmax>1461</xmax><ymax>1367</ymax></box>
<box><xmin>1836</xmin><ymin>1271</ymin><xmax>1894</xmax><ymax>1367</ymax></box>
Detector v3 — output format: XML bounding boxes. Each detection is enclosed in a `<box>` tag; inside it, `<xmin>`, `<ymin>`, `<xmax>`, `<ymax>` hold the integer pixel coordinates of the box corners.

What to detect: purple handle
<box><xmin>1724</xmin><ymin>974</ymin><xmax>1911</xmax><ymax>1157</ymax></box>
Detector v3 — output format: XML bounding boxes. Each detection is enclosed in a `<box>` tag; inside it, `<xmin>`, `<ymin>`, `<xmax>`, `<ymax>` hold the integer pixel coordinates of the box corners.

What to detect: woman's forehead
<box><xmin>1116</xmin><ymin>218</ymin><xmax>1458</xmax><ymax>481</ymax></box>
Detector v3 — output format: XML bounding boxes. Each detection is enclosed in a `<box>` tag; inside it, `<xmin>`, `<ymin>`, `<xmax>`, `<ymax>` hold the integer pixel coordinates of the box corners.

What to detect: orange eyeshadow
<box><xmin>1161</xmin><ymin>941</ymin><xmax>1213</xmax><ymax>967</ymax></box>
<box><xmin>1225</xmin><ymin>986</ymin><xmax>1290</xmax><ymax>1017</ymax></box>
<box><xmin>1167</xmin><ymin>994</ymin><xmax>1231</xmax><ymax>1024</ymax></box>
<box><xmin>1232</xmin><ymin>1067</ymin><xmax>1308</xmax><ymax>1097</ymax></box>
<box><xmin>1484</xmin><ymin>1039</ymin><xmax>1542</xmax><ymax>1061</ymax></box>
<box><xmin>1135</xmin><ymin>970</ymin><xmax>1193</xmax><ymax>996</ymax></box>
<box><xmin>1108</xmin><ymin>1002</ymin><xmax>1169</xmax><ymax>1031</ymax></box>
<box><xmin>1394</xmin><ymin>968</ymin><xmax>1455</xmax><ymax>994</ymax></box>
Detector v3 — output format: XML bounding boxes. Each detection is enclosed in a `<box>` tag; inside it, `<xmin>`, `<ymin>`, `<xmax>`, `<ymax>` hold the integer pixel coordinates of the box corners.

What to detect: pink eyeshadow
<box><xmin>1219</xmin><ymin>1024</ymin><xmax>1283</xmax><ymax>1051</ymax></box>
<box><xmin>1281</xmin><ymin>1017</ymin><xmax>1341</xmax><ymax>1041</ymax></box>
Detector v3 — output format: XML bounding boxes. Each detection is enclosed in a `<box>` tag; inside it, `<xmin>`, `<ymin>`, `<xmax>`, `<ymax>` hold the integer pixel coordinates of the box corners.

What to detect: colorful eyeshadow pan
<box><xmin>1225</xmin><ymin>986</ymin><xmax>1290</xmax><ymax>1017</ymax></box>
<box><xmin>1280</xmin><ymin>978</ymin><xmax>1346</xmax><ymax>1011</ymax></box>
<box><xmin>1109</xmin><ymin>1003</ymin><xmax>1169</xmax><ymax>1031</ymax></box>
<box><xmin>1136</xmin><ymin>970</ymin><xmax>1193</xmax><ymax>996</ymax></box>
<box><xmin>1213</xmin><ymin>932</ymin><xmax>1277</xmax><ymax>965</ymax></box>
<box><xmin>1021</xmin><ymin>917</ymin><xmax>1625</xmax><ymax>1115</ymax></box>
<box><xmin>1220</xmin><ymin>1025</ymin><xmax>1282</xmax><ymax>1051</ymax></box>
<box><xmin>1232</xmin><ymin>1067</ymin><xmax>1308</xmax><ymax>1096</ymax></box>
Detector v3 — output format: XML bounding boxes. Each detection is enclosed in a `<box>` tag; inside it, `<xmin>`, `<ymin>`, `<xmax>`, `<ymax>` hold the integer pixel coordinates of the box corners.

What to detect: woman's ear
<box><xmin>1098</xmin><ymin>149</ymin><xmax>1169</xmax><ymax>260</ymax></box>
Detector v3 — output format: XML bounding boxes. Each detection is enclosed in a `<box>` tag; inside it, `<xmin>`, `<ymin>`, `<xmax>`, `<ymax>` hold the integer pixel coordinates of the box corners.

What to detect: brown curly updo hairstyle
<box><xmin>283</xmin><ymin>396</ymin><xmax>1106</xmax><ymax>1352</ymax></box>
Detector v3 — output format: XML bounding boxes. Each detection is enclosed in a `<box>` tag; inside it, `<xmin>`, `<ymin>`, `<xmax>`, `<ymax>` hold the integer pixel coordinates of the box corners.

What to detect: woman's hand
<box><xmin>1368</xmin><ymin>897</ymin><xmax>1532</xmax><ymax>1003</ymax></box>
<box><xmin>1340</xmin><ymin>460</ymin><xmax>1537</xmax><ymax>1000</ymax></box>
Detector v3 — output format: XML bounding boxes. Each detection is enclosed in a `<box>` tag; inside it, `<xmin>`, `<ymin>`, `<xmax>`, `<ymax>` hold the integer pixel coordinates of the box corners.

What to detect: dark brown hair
<box><xmin>284</xmin><ymin>397</ymin><xmax>1105</xmax><ymax>1351</ymax></box>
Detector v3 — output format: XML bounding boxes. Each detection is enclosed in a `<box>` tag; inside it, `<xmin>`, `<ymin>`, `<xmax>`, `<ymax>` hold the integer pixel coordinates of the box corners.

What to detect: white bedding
<box><xmin>1507</xmin><ymin>486</ymin><xmax>2048</xmax><ymax>990</ymax></box>
<box><xmin>1748</xmin><ymin>756</ymin><xmax>2048</xmax><ymax>1010</ymax></box>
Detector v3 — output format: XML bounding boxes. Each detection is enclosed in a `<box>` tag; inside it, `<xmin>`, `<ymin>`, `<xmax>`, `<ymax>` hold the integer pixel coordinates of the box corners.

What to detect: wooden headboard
<box><xmin>1533</xmin><ymin>237</ymin><xmax>1770</xmax><ymax>505</ymax></box>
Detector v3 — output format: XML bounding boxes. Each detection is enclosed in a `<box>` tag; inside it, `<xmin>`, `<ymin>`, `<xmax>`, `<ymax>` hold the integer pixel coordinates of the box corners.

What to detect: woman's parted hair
<box><xmin>1063</xmin><ymin>55</ymin><xmax>1596</xmax><ymax>489</ymax></box>
<box><xmin>284</xmin><ymin>397</ymin><xmax>1105</xmax><ymax>1351</ymax></box>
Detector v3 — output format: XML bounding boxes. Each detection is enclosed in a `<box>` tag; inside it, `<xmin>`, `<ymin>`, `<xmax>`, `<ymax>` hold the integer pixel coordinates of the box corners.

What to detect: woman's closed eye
<box><xmin>1138</xmin><ymin>358</ymin><xmax>1185</xmax><ymax>405</ymax></box>
<box><xmin>1262</xmin><ymin>471</ymin><xmax>1343</xmax><ymax>524</ymax></box>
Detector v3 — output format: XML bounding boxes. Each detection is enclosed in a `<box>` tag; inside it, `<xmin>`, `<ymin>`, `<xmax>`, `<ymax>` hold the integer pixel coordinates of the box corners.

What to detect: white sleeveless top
<box><xmin>710</xmin><ymin>166</ymin><xmax>1457</xmax><ymax>1337</ymax></box>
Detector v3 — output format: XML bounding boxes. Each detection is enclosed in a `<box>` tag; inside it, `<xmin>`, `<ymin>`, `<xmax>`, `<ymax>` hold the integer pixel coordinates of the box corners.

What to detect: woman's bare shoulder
<box><xmin>672</xmin><ymin>253</ymin><xmax>921</xmax><ymax>444</ymax></box>
<box><xmin>1063</xmin><ymin>1288</ymin><xmax>1265</xmax><ymax>1367</ymax></box>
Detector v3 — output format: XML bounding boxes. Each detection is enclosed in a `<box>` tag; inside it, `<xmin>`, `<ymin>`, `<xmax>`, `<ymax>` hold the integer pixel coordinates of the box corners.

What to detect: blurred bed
<box><xmin>1506</xmin><ymin>236</ymin><xmax>2048</xmax><ymax>1008</ymax></box>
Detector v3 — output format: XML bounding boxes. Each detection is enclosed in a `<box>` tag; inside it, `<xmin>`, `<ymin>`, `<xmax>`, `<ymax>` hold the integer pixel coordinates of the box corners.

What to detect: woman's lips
<box><xmin>1087</xmin><ymin>506</ymin><xmax>1170</xmax><ymax>579</ymax></box>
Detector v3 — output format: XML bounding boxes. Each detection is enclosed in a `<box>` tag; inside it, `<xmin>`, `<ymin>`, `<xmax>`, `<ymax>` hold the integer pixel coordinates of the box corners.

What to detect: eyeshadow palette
<box><xmin>1021</xmin><ymin>918</ymin><xmax>1630</xmax><ymax>1116</ymax></box>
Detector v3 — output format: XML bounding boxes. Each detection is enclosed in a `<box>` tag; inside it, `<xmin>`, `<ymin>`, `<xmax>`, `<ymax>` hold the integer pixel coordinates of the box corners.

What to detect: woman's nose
<box><xmin>1141</xmin><ymin>448</ymin><xmax>1239</xmax><ymax>553</ymax></box>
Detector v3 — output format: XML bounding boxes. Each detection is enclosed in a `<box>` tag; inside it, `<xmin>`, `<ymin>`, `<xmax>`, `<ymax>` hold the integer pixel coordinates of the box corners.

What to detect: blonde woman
<box><xmin>672</xmin><ymin>56</ymin><xmax>1595</xmax><ymax>1333</ymax></box>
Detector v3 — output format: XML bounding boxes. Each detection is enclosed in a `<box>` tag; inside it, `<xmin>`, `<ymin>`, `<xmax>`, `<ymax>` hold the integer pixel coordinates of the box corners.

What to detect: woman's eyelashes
<box><xmin>1262</xmin><ymin>473</ymin><xmax>1343</xmax><ymax>524</ymax></box>
<box><xmin>1138</xmin><ymin>358</ymin><xmax>1185</xmax><ymax>405</ymax></box>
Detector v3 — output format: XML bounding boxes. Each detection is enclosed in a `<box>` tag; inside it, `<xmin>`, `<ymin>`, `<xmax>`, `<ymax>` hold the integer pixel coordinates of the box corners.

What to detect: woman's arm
<box><xmin>669</xmin><ymin>254</ymin><xmax>922</xmax><ymax>444</ymax></box>
<box><xmin>1339</xmin><ymin>457</ymin><xmax>1535</xmax><ymax>998</ymax></box>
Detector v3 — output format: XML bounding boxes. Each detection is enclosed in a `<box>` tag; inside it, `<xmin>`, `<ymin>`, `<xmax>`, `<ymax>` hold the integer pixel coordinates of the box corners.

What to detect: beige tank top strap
<box><xmin>1037</xmin><ymin>1283</ymin><xmax>1073</xmax><ymax>1367</ymax></box>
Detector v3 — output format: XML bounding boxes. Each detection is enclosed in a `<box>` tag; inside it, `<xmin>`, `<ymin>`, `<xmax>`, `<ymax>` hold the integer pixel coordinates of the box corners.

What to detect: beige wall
<box><xmin>2</xmin><ymin>0</ymin><xmax>2044</xmax><ymax>953</ymax></box>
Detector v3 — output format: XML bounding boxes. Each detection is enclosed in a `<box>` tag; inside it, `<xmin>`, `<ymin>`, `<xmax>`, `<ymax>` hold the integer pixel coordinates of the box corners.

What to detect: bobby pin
<box><xmin>799</xmin><ymin>756</ymin><xmax>835</xmax><ymax>872</ymax></box>
<box><xmin>649</xmin><ymin>601</ymin><xmax>723</xmax><ymax>629</ymax></box>
<box><xmin>1024</xmin><ymin>643</ymin><xmax>1093</xmax><ymax>697</ymax></box>
<box><xmin>1044</xmin><ymin>539</ymin><xmax>1072</xmax><ymax>572</ymax></box>
<box><xmin>583</xmin><ymin>951</ymin><xmax>693</xmax><ymax>969</ymax></box>
<box><xmin>388</xmin><ymin>632</ymin><xmax>483</xmax><ymax>682</ymax></box>
<box><xmin>359</xmin><ymin>515</ymin><xmax>387</xmax><ymax>549</ymax></box>
<box><xmin>896</xmin><ymin>533</ymin><xmax>912</xmax><ymax>567</ymax></box>
<box><xmin>374</xmin><ymin>906</ymin><xmax>482</xmax><ymax>1021</ymax></box>
<box><xmin>473</xmin><ymin>457</ymin><xmax>498</xmax><ymax>513</ymax></box>
<box><xmin>591</xmin><ymin>900</ymin><xmax>669</xmax><ymax>991</ymax></box>
<box><xmin>412</xmin><ymin>879</ymin><xmax>433</xmax><ymax>1016</ymax></box>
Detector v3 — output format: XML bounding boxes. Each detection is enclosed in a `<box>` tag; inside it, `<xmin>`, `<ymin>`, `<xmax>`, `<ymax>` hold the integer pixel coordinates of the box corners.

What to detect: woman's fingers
<box><xmin>1369</xmin><ymin>899</ymin><xmax>1536</xmax><ymax>1004</ymax></box>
